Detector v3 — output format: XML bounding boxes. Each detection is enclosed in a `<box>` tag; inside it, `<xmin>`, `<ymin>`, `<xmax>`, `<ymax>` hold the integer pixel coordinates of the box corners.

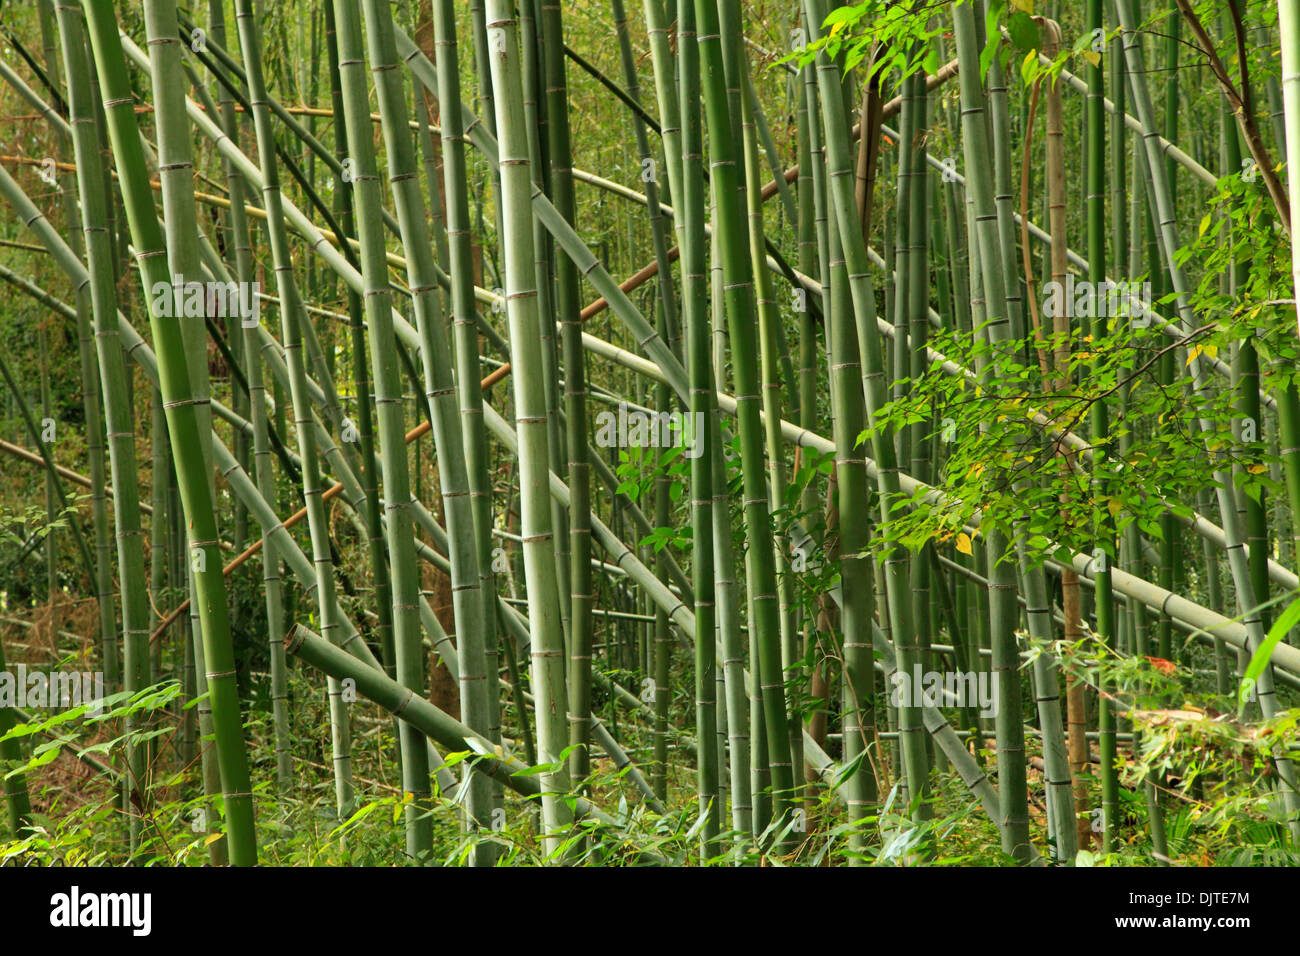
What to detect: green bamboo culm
<box><xmin>78</xmin><ymin>0</ymin><xmax>257</xmax><ymax>865</ymax></box>
<box><xmin>231</xmin><ymin>0</ymin><xmax>356</xmax><ymax>822</ymax></box>
<box><xmin>674</xmin><ymin>0</ymin><xmax>721</xmax><ymax>853</ymax></box>
<box><xmin>357</xmin><ymin>0</ymin><xmax>494</xmax><ymax>863</ymax></box>
<box><xmin>140</xmin><ymin>0</ymin><xmax>232</xmax><ymax>864</ymax></box>
<box><xmin>1281</xmin><ymin>0</ymin><xmax>1300</xmax><ymax>337</ymax></box>
<box><xmin>429</xmin><ymin>0</ymin><xmax>502</xmax><ymax>761</ymax></box>
<box><xmin>949</xmin><ymin>0</ymin><xmax>1029</xmax><ymax>862</ymax></box>
<box><xmin>328</xmin><ymin>0</ymin><xmax>433</xmax><ymax>863</ymax></box>
<box><xmin>0</xmin><ymin>627</ymin><xmax>32</xmax><ymax>833</ymax></box>
<box><xmin>482</xmin><ymin>0</ymin><xmax>574</xmax><ymax>857</ymax></box>
<box><xmin>695</xmin><ymin>0</ymin><xmax>795</xmax><ymax>849</ymax></box>
<box><xmin>51</xmin><ymin>0</ymin><xmax>152</xmax><ymax>856</ymax></box>
<box><xmin>1085</xmin><ymin>0</ymin><xmax>1120</xmax><ymax>857</ymax></box>
<box><xmin>804</xmin><ymin>0</ymin><xmax>930</xmax><ymax>830</ymax></box>
<box><xmin>539</xmin><ymin>0</ymin><xmax>595</xmax><ymax>794</ymax></box>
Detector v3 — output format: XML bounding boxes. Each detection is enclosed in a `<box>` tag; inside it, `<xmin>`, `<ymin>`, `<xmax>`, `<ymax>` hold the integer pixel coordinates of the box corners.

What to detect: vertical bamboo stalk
<box><xmin>328</xmin><ymin>0</ymin><xmax>433</xmax><ymax>861</ymax></box>
<box><xmin>1282</xmin><ymin>0</ymin><xmax>1300</xmax><ymax>339</ymax></box>
<box><xmin>232</xmin><ymin>0</ymin><xmax>356</xmax><ymax>822</ymax></box>
<box><xmin>950</xmin><ymin>0</ymin><xmax>1030</xmax><ymax>861</ymax></box>
<box><xmin>80</xmin><ymin>0</ymin><xmax>257</xmax><ymax>864</ymax></box>
<box><xmin>697</xmin><ymin>0</ymin><xmax>795</xmax><ymax>847</ymax></box>
<box><xmin>483</xmin><ymin>0</ymin><xmax>573</xmax><ymax>855</ymax></box>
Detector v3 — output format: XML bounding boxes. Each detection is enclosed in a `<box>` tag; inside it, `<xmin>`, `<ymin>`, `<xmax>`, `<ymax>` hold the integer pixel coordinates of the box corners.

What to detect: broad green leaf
<box><xmin>1006</xmin><ymin>12</ymin><xmax>1039</xmax><ymax>52</ymax></box>
<box><xmin>1238</xmin><ymin>593</ymin><xmax>1300</xmax><ymax>708</ymax></box>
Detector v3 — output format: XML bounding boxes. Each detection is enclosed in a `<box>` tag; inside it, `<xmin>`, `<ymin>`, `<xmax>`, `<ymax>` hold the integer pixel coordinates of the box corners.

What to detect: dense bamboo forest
<box><xmin>0</xmin><ymin>0</ymin><xmax>1299</xmax><ymax>878</ymax></box>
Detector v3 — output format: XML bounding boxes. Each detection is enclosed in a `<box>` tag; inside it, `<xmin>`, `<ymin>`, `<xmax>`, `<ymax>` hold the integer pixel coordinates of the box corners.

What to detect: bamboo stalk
<box><xmin>80</xmin><ymin>0</ymin><xmax>257</xmax><ymax>864</ymax></box>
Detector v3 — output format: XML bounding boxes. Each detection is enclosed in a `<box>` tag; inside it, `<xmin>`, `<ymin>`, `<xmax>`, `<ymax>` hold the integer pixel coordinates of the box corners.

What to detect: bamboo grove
<box><xmin>1</xmin><ymin>0</ymin><xmax>1300</xmax><ymax>867</ymax></box>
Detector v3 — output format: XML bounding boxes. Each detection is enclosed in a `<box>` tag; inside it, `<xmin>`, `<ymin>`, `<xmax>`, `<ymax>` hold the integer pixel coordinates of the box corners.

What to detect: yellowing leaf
<box><xmin>1082</xmin><ymin>49</ymin><xmax>1100</xmax><ymax>67</ymax></box>
<box><xmin>1248</xmin><ymin>463</ymin><xmax>1268</xmax><ymax>475</ymax></box>
<box><xmin>204</xmin><ymin>832</ymin><xmax>224</xmax><ymax>846</ymax></box>
<box><xmin>955</xmin><ymin>532</ymin><xmax>973</xmax><ymax>555</ymax></box>
<box><xmin>1011</xmin><ymin>0</ymin><xmax>1033</xmax><ymax>12</ymax></box>
<box><xmin>1107</xmin><ymin>497</ymin><xmax>1123</xmax><ymax>517</ymax></box>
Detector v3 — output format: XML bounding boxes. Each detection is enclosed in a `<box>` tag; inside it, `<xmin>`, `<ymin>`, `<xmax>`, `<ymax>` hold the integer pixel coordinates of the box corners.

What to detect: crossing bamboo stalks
<box><xmin>4</xmin><ymin>0</ymin><xmax>1300</xmax><ymax>871</ymax></box>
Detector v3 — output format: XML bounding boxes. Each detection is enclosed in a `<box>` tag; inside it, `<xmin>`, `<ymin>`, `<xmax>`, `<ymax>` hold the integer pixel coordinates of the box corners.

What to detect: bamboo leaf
<box><xmin>1239</xmin><ymin>594</ymin><xmax>1300</xmax><ymax>709</ymax></box>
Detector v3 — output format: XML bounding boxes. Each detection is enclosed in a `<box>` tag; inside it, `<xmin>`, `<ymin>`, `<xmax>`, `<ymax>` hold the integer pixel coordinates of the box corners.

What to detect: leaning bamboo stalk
<box><xmin>282</xmin><ymin>624</ymin><xmax>665</xmax><ymax>864</ymax></box>
<box><xmin>0</xmin><ymin>438</ymin><xmax>148</xmax><ymax>515</ymax></box>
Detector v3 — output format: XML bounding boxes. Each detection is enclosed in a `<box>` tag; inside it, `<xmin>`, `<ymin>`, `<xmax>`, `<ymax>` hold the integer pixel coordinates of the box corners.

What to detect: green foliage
<box><xmin>783</xmin><ymin>0</ymin><xmax>944</xmax><ymax>85</ymax></box>
<box><xmin>1035</xmin><ymin>627</ymin><xmax>1300</xmax><ymax>864</ymax></box>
